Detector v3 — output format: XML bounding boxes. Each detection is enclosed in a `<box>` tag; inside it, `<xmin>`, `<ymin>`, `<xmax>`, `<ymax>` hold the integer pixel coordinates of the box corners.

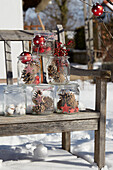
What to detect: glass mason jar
<box><xmin>31</xmin><ymin>84</ymin><xmax>54</xmax><ymax>115</ymax></box>
<box><xmin>46</xmin><ymin>56</ymin><xmax>70</xmax><ymax>84</ymax></box>
<box><xmin>31</xmin><ymin>32</ymin><xmax>56</xmax><ymax>56</ymax></box>
<box><xmin>55</xmin><ymin>83</ymin><xmax>79</xmax><ymax>114</ymax></box>
<box><xmin>17</xmin><ymin>52</ymin><xmax>41</xmax><ymax>85</ymax></box>
<box><xmin>3</xmin><ymin>85</ymin><xmax>26</xmax><ymax>116</ymax></box>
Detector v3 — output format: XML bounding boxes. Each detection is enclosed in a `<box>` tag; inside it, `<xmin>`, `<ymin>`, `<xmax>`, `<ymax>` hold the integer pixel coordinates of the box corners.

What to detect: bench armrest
<box><xmin>70</xmin><ymin>66</ymin><xmax>111</xmax><ymax>79</ymax></box>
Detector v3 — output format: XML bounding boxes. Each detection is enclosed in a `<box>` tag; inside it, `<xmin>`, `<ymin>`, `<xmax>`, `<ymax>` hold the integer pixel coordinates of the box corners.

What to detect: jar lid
<box><xmin>33</xmin><ymin>84</ymin><xmax>54</xmax><ymax>91</ymax></box>
<box><xmin>4</xmin><ymin>85</ymin><xmax>24</xmax><ymax>92</ymax></box>
<box><xmin>57</xmin><ymin>82</ymin><xmax>79</xmax><ymax>93</ymax></box>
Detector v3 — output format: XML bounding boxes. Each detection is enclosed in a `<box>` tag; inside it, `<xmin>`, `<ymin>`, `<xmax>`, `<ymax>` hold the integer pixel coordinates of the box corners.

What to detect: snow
<box><xmin>0</xmin><ymin>79</ymin><xmax>113</xmax><ymax>170</ymax></box>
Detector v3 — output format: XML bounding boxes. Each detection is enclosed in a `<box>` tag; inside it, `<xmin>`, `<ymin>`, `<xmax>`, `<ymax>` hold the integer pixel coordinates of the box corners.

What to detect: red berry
<box><xmin>92</xmin><ymin>3</ymin><xmax>104</xmax><ymax>16</ymax></box>
<box><xmin>20</xmin><ymin>51</ymin><xmax>32</xmax><ymax>64</ymax></box>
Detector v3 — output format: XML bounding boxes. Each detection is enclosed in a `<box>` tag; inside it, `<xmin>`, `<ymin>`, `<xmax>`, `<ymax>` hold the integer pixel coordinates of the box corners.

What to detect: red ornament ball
<box><xmin>34</xmin><ymin>76</ymin><xmax>40</xmax><ymax>84</ymax></box>
<box><xmin>33</xmin><ymin>46</ymin><xmax>38</xmax><ymax>52</ymax></box>
<box><xmin>45</xmin><ymin>47</ymin><xmax>51</xmax><ymax>52</ymax></box>
<box><xmin>92</xmin><ymin>3</ymin><xmax>104</xmax><ymax>16</ymax></box>
<box><xmin>33</xmin><ymin>35</ymin><xmax>45</xmax><ymax>46</ymax></box>
<box><xmin>20</xmin><ymin>51</ymin><xmax>32</xmax><ymax>64</ymax></box>
<box><xmin>39</xmin><ymin>47</ymin><xmax>45</xmax><ymax>53</ymax></box>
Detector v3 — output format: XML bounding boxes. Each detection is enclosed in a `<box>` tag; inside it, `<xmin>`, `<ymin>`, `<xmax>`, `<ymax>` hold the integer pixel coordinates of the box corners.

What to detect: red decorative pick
<box><xmin>33</xmin><ymin>35</ymin><xmax>45</xmax><ymax>46</ymax></box>
<box><xmin>34</xmin><ymin>76</ymin><xmax>40</xmax><ymax>85</ymax></box>
<box><xmin>92</xmin><ymin>3</ymin><xmax>104</xmax><ymax>16</ymax></box>
<box><xmin>61</xmin><ymin>103</ymin><xmax>71</xmax><ymax>113</ymax></box>
<box><xmin>20</xmin><ymin>51</ymin><xmax>32</xmax><ymax>64</ymax></box>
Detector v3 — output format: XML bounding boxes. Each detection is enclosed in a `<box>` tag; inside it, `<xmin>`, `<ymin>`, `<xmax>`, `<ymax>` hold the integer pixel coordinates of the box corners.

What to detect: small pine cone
<box><xmin>32</xmin><ymin>98</ymin><xmax>37</xmax><ymax>105</ymax></box>
<box><xmin>43</xmin><ymin>96</ymin><xmax>53</xmax><ymax>109</ymax></box>
<box><xmin>32</xmin><ymin>105</ymin><xmax>40</xmax><ymax>113</ymax></box>
<box><xmin>48</xmin><ymin>65</ymin><xmax>57</xmax><ymax>77</ymax></box>
<box><xmin>32</xmin><ymin>62</ymin><xmax>40</xmax><ymax>74</ymax></box>
<box><xmin>21</xmin><ymin>71</ymin><xmax>34</xmax><ymax>84</ymax></box>
<box><xmin>54</xmin><ymin>72</ymin><xmax>65</xmax><ymax>83</ymax></box>
<box><xmin>39</xmin><ymin>104</ymin><xmax>46</xmax><ymax>113</ymax></box>
<box><xmin>66</xmin><ymin>93</ymin><xmax>77</xmax><ymax>108</ymax></box>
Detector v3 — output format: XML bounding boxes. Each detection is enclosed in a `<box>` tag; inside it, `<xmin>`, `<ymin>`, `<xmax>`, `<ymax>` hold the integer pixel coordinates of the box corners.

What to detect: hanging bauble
<box><xmin>33</xmin><ymin>35</ymin><xmax>45</xmax><ymax>46</ymax></box>
<box><xmin>20</xmin><ymin>51</ymin><xmax>32</xmax><ymax>64</ymax></box>
<box><xmin>92</xmin><ymin>3</ymin><xmax>104</xmax><ymax>16</ymax></box>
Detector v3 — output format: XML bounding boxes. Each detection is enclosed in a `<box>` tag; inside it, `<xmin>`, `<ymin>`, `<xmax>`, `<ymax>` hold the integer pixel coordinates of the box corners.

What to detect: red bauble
<box><xmin>20</xmin><ymin>51</ymin><xmax>32</xmax><ymax>64</ymax></box>
<box><xmin>92</xmin><ymin>3</ymin><xmax>104</xmax><ymax>16</ymax></box>
<box><xmin>39</xmin><ymin>47</ymin><xmax>45</xmax><ymax>53</ymax></box>
<box><xmin>34</xmin><ymin>76</ymin><xmax>40</xmax><ymax>84</ymax></box>
<box><xmin>33</xmin><ymin>35</ymin><xmax>45</xmax><ymax>46</ymax></box>
<box><xmin>46</xmin><ymin>47</ymin><xmax>51</xmax><ymax>52</ymax></box>
<box><xmin>33</xmin><ymin>46</ymin><xmax>38</xmax><ymax>52</ymax></box>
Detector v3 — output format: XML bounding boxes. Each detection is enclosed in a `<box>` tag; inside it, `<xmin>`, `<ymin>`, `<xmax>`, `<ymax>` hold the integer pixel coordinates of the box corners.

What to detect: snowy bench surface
<box><xmin>0</xmin><ymin>25</ymin><xmax>111</xmax><ymax>170</ymax></box>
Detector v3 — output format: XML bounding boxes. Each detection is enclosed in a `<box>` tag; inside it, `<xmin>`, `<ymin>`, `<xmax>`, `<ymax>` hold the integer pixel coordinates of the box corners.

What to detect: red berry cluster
<box><xmin>54</xmin><ymin>40</ymin><xmax>73</xmax><ymax>57</ymax></box>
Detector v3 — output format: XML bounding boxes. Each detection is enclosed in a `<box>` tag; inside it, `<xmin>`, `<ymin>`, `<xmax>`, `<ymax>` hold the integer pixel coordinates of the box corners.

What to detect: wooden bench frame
<box><xmin>0</xmin><ymin>25</ymin><xmax>111</xmax><ymax>170</ymax></box>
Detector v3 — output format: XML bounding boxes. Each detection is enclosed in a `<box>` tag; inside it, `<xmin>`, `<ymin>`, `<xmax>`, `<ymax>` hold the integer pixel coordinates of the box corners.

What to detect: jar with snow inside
<box><xmin>3</xmin><ymin>85</ymin><xmax>26</xmax><ymax>116</ymax></box>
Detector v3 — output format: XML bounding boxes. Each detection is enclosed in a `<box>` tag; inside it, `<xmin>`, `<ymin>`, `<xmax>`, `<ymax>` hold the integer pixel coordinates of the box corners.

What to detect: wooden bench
<box><xmin>0</xmin><ymin>25</ymin><xmax>111</xmax><ymax>170</ymax></box>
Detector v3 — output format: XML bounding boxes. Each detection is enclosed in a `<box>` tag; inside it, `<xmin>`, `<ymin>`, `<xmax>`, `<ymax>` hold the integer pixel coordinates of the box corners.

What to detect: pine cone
<box><xmin>43</xmin><ymin>96</ymin><xmax>53</xmax><ymax>109</ymax></box>
<box><xmin>53</xmin><ymin>72</ymin><xmax>65</xmax><ymax>83</ymax></box>
<box><xmin>48</xmin><ymin>64</ymin><xmax>57</xmax><ymax>77</ymax></box>
<box><xmin>21</xmin><ymin>71</ymin><xmax>34</xmax><ymax>84</ymax></box>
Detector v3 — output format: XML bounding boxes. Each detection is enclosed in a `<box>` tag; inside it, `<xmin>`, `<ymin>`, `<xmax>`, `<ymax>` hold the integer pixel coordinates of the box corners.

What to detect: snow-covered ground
<box><xmin>0</xmin><ymin>80</ymin><xmax>113</xmax><ymax>170</ymax></box>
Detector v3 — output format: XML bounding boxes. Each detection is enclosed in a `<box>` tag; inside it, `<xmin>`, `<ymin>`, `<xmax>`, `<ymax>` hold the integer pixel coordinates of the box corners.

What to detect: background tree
<box><xmin>42</xmin><ymin>0</ymin><xmax>80</xmax><ymax>30</ymax></box>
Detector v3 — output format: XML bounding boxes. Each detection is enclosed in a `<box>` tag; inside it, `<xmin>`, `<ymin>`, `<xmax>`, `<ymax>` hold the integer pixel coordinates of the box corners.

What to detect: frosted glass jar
<box><xmin>55</xmin><ymin>83</ymin><xmax>79</xmax><ymax>113</ymax></box>
<box><xmin>3</xmin><ymin>85</ymin><xmax>26</xmax><ymax>116</ymax></box>
<box><xmin>46</xmin><ymin>56</ymin><xmax>70</xmax><ymax>84</ymax></box>
<box><xmin>31</xmin><ymin>84</ymin><xmax>54</xmax><ymax>115</ymax></box>
<box><xmin>17</xmin><ymin>52</ymin><xmax>41</xmax><ymax>85</ymax></box>
<box><xmin>32</xmin><ymin>32</ymin><xmax>56</xmax><ymax>55</ymax></box>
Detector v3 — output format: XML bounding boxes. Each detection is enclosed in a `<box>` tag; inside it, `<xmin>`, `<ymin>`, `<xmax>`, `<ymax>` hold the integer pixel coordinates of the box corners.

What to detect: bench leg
<box><xmin>94</xmin><ymin>78</ymin><xmax>107</xmax><ymax>169</ymax></box>
<box><xmin>62</xmin><ymin>132</ymin><xmax>70</xmax><ymax>152</ymax></box>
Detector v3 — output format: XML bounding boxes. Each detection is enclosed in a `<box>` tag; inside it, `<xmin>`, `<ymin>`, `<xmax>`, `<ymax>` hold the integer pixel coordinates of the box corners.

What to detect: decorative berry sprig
<box><xmin>54</xmin><ymin>40</ymin><xmax>73</xmax><ymax>57</ymax></box>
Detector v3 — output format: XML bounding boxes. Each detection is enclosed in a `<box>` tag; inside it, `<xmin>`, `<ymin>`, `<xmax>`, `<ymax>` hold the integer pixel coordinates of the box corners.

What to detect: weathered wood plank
<box><xmin>4</xmin><ymin>41</ymin><xmax>13</xmax><ymax>84</ymax></box>
<box><xmin>0</xmin><ymin>112</ymin><xmax>100</xmax><ymax>124</ymax></box>
<box><xmin>56</xmin><ymin>25</ymin><xmax>65</xmax><ymax>45</ymax></box>
<box><xmin>0</xmin><ymin>119</ymin><xmax>98</xmax><ymax>136</ymax></box>
<box><xmin>70</xmin><ymin>66</ymin><xmax>111</xmax><ymax>79</ymax></box>
<box><xmin>62</xmin><ymin>132</ymin><xmax>70</xmax><ymax>152</ymax></box>
<box><xmin>94</xmin><ymin>78</ymin><xmax>107</xmax><ymax>169</ymax></box>
<box><xmin>56</xmin><ymin>24</ymin><xmax>70</xmax><ymax>152</ymax></box>
<box><xmin>0</xmin><ymin>30</ymin><xmax>56</xmax><ymax>41</ymax></box>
